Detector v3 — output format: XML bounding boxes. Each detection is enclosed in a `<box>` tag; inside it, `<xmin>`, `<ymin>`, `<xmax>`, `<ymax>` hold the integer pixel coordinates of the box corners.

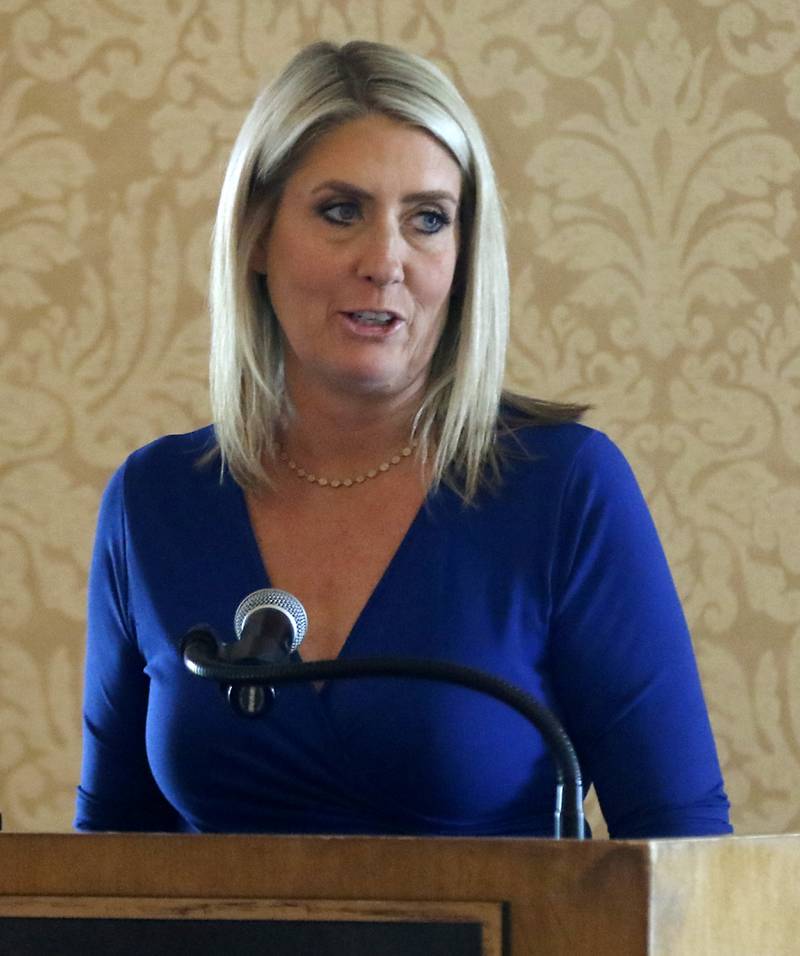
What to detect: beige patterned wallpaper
<box><xmin>1</xmin><ymin>0</ymin><xmax>798</xmax><ymax>836</ymax></box>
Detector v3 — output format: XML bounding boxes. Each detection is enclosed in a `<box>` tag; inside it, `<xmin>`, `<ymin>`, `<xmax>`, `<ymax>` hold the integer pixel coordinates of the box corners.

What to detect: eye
<box><xmin>320</xmin><ymin>201</ymin><xmax>361</xmax><ymax>225</ymax></box>
<box><xmin>414</xmin><ymin>209</ymin><xmax>451</xmax><ymax>235</ymax></box>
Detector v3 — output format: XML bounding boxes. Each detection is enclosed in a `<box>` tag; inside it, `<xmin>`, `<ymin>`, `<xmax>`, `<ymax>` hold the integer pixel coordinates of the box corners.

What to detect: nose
<box><xmin>356</xmin><ymin>221</ymin><xmax>404</xmax><ymax>287</ymax></box>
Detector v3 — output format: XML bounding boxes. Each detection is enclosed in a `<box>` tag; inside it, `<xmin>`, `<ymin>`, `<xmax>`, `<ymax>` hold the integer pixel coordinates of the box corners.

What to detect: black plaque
<box><xmin>0</xmin><ymin>916</ymin><xmax>484</xmax><ymax>955</ymax></box>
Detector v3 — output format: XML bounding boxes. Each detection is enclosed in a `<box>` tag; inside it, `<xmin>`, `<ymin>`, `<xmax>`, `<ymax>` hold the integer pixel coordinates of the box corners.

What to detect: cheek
<box><xmin>268</xmin><ymin>238</ymin><xmax>343</xmax><ymax>308</ymax></box>
<box><xmin>419</xmin><ymin>252</ymin><xmax>457</xmax><ymax>314</ymax></box>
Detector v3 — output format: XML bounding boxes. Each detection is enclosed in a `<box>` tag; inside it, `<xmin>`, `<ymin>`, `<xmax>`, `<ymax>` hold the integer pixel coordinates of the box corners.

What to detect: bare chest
<box><xmin>245</xmin><ymin>480</ymin><xmax>425</xmax><ymax>661</ymax></box>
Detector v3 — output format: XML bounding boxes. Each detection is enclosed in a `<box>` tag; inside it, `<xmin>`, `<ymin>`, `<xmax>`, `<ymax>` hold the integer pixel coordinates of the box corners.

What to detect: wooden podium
<box><xmin>0</xmin><ymin>832</ymin><xmax>797</xmax><ymax>954</ymax></box>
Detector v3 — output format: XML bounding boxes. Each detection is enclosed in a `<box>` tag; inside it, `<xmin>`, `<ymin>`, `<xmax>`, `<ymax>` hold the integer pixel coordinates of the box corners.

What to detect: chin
<box><xmin>330</xmin><ymin>364</ymin><xmax>418</xmax><ymax>398</ymax></box>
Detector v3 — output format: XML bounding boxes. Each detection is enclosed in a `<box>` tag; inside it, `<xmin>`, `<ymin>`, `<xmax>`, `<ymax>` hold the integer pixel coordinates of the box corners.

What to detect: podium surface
<box><xmin>0</xmin><ymin>832</ymin><xmax>796</xmax><ymax>954</ymax></box>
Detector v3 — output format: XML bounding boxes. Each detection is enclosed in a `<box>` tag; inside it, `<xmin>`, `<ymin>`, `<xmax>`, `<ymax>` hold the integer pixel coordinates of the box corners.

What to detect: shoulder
<box><xmin>499</xmin><ymin>421</ymin><xmax>666</xmax><ymax>590</ymax></box>
<box><xmin>110</xmin><ymin>426</ymin><xmax>217</xmax><ymax>487</ymax></box>
<box><xmin>122</xmin><ymin>425</ymin><xmax>218</xmax><ymax>473</ymax></box>
<box><xmin>99</xmin><ymin>426</ymin><xmax>220</xmax><ymax>518</ymax></box>
<box><xmin>497</xmin><ymin>414</ymin><xmax>631</xmax><ymax>486</ymax></box>
<box><xmin>492</xmin><ymin>417</ymin><xmax>650</xmax><ymax>538</ymax></box>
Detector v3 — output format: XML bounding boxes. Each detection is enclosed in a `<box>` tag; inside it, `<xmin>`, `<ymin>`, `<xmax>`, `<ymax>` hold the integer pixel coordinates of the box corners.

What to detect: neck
<box><xmin>279</xmin><ymin>381</ymin><xmax>423</xmax><ymax>473</ymax></box>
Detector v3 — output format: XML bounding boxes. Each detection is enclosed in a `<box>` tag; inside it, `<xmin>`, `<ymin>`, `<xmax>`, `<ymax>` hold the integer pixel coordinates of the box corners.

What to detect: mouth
<box><xmin>346</xmin><ymin>310</ymin><xmax>400</xmax><ymax>326</ymax></box>
<box><xmin>341</xmin><ymin>310</ymin><xmax>403</xmax><ymax>335</ymax></box>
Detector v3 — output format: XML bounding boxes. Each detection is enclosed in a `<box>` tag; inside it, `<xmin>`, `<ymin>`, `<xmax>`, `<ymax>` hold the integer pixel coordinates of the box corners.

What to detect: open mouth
<box><xmin>348</xmin><ymin>310</ymin><xmax>398</xmax><ymax>326</ymax></box>
<box><xmin>343</xmin><ymin>310</ymin><xmax>402</xmax><ymax>332</ymax></box>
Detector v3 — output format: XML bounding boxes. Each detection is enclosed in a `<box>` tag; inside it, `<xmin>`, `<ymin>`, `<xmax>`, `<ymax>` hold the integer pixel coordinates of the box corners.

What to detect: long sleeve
<box><xmin>75</xmin><ymin>462</ymin><xmax>180</xmax><ymax>831</ymax></box>
<box><xmin>548</xmin><ymin>432</ymin><xmax>731</xmax><ymax>837</ymax></box>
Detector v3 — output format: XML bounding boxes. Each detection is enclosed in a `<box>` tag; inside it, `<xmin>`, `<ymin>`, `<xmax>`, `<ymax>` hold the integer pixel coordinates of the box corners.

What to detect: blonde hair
<box><xmin>209</xmin><ymin>39</ymin><xmax>579</xmax><ymax>499</ymax></box>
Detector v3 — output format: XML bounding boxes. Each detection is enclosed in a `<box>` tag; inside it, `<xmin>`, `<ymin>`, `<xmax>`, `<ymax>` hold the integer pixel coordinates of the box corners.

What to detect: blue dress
<box><xmin>75</xmin><ymin>421</ymin><xmax>731</xmax><ymax>837</ymax></box>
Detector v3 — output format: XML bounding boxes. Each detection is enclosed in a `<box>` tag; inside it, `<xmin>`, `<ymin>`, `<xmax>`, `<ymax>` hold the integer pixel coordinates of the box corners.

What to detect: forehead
<box><xmin>287</xmin><ymin>113</ymin><xmax>463</xmax><ymax>198</ymax></box>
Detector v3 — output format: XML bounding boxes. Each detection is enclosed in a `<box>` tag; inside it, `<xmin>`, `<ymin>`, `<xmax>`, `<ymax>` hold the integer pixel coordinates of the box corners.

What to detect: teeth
<box><xmin>351</xmin><ymin>311</ymin><xmax>394</xmax><ymax>325</ymax></box>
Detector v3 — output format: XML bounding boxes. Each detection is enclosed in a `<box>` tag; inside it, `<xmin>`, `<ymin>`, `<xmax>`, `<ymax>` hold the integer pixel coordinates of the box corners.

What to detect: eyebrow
<box><xmin>310</xmin><ymin>179</ymin><xmax>459</xmax><ymax>206</ymax></box>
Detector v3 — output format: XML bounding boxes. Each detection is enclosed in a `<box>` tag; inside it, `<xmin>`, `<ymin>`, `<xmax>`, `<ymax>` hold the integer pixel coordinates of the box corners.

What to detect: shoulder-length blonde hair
<box><xmin>209</xmin><ymin>39</ymin><xmax>580</xmax><ymax>500</ymax></box>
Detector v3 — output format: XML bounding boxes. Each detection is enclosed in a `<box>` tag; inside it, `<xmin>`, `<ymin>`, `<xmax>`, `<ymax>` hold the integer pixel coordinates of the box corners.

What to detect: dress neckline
<box><xmin>230</xmin><ymin>473</ymin><xmax>433</xmax><ymax>691</ymax></box>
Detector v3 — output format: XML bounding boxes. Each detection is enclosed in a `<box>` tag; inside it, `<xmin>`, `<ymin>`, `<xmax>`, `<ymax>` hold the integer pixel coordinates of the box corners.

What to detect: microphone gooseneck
<box><xmin>181</xmin><ymin>588</ymin><xmax>586</xmax><ymax>839</ymax></box>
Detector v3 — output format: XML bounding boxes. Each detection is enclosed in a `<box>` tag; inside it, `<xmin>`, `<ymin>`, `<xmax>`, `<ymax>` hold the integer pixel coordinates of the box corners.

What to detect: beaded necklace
<box><xmin>277</xmin><ymin>440</ymin><xmax>417</xmax><ymax>489</ymax></box>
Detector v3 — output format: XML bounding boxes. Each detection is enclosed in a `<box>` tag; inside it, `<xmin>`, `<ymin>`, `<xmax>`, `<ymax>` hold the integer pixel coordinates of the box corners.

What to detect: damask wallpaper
<box><xmin>1</xmin><ymin>0</ymin><xmax>798</xmax><ymax>835</ymax></box>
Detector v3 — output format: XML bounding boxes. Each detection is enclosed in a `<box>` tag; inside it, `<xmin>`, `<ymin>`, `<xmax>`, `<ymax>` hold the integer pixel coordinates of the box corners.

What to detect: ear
<box><xmin>249</xmin><ymin>233</ymin><xmax>269</xmax><ymax>275</ymax></box>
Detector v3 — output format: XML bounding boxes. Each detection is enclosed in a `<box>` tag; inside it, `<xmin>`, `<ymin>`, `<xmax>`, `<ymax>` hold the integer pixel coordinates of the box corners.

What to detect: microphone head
<box><xmin>234</xmin><ymin>588</ymin><xmax>308</xmax><ymax>653</ymax></box>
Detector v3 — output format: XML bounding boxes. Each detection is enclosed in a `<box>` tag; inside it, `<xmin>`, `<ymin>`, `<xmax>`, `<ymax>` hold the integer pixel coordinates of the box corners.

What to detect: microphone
<box><xmin>224</xmin><ymin>588</ymin><xmax>308</xmax><ymax>717</ymax></box>
<box><xmin>183</xmin><ymin>588</ymin><xmax>308</xmax><ymax>717</ymax></box>
<box><xmin>225</xmin><ymin>588</ymin><xmax>308</xmax><ymax>662</ymax></box>
<box><xmin>182</xmin><ymin>588</ymin><xmax>586</xmax><ymax>838</ymax></box>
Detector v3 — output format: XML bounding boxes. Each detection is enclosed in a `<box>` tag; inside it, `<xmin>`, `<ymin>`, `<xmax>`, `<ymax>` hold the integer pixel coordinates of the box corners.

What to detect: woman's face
<box><xmin>252</xmin><ymin>113</ymin><xmax>462</xmax><ymax>407</ymax></box>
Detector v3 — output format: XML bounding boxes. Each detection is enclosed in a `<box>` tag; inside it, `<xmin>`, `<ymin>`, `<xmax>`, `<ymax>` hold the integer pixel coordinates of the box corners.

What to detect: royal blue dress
<box><xmin>75</xmin><ymin>421</ymin><xmax>731</xmax><ymax>837</ymax></box>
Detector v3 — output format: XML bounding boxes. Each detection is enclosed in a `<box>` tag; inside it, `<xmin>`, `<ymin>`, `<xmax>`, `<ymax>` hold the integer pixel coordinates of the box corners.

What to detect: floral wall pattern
<box><xmin>1</xmin><ymin>0</ymin><xmax>798</xmax><ymax>835</ymax></box>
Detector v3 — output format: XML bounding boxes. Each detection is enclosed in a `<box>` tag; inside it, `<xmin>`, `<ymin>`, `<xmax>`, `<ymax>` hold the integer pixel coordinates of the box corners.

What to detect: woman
<box><xmin>76</xmin><ymin>40</ymin><xmax>731</xmax><ymax>838</ymax></box>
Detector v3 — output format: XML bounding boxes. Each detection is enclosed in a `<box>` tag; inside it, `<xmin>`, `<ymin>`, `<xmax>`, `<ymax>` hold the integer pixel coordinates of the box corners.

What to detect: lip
<box><xmin>341</xmin><ymin>309</ymin><xmax>404</xmax><ymax>322</ymax></box>
<box><xmin>338</xmin><ymin>309</ymin><xmax>405</xmax><ymax>338</ymax></box>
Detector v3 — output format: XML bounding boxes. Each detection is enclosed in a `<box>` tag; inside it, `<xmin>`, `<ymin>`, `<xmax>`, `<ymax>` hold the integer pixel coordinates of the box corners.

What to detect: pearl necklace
<box><xmin>278</xmin><ymin>440</ymin><xmax>417</xmax><ymax>489</ymax></box>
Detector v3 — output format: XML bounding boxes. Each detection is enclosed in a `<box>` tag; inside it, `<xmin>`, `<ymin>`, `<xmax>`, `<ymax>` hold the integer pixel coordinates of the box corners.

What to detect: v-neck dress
<box><xmin>75</xmin><ymin>422</ymin><xmax>731</xmax><ymax>838</ymax></box>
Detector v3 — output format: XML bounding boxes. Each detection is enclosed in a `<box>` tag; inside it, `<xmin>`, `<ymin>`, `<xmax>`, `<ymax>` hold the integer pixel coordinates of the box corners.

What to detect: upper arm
<box><xmin>75</xmin><ymin>463</ymin><xmax>180</xmax><ymax>832</ymax></box>
<box><xmin>548</xmin><ymin>433</ymin><xmax>731</xmax><ymax>838</ymax></box>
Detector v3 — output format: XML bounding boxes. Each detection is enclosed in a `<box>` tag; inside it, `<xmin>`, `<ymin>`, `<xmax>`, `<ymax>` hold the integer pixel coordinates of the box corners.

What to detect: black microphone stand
<box><xmin>182</xmin><ymin>631</ymin><xmax>586</xmax><ymax>839</ymax></box>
